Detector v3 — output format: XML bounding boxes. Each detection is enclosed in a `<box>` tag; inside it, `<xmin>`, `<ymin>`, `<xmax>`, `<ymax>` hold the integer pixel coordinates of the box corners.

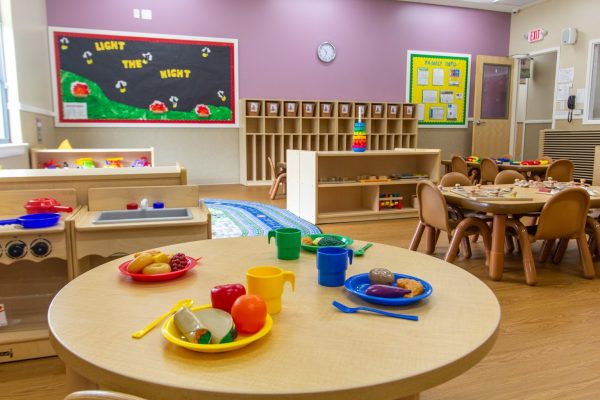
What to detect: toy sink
<box><xmin>92</xmin><ymin>208</ymin><xmax>193</xmax><ymax>224</ymax></box>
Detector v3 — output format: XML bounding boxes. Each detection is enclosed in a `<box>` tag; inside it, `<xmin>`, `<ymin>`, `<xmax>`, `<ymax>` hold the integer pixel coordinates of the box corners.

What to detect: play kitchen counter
<box><xmin>287</xmin><ymin>149</ymin><xmax>440</xmax><ymax>224</ymax></box>
<box><xmin>49</xmin><ymin>237</ymin><xmax>499</xmax><ymax>400</ymax></box>
<box><xmin>0</xmin><ymin>189</ymin><xmax>79</xmax><ymax>363</ymax></box>
<box><xmin>70</xmin><ymin>185</ymin><xmax>210</xmax><ymax>277</ymax></box>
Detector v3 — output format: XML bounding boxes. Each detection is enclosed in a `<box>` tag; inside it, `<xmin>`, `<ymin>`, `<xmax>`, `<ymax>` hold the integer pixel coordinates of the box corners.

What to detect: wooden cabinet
<box><xmin>30</xmin><ymin>147</ymin><xmax>154</xmax><ymax>169</ymax></box>
<box><xmin>287</xmin><ymin>149</ymin><xmax>440</xmax><ymax>224</ymax></box>
<box><xmin>240</xmin><ymin>99</ymin><xmax>418</xmax><ymax>185</ymax></box>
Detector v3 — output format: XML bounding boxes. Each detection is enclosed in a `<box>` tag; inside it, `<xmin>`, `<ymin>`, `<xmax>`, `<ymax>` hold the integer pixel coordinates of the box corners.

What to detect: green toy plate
<box><xmin>301</xmin><ymin>234</ymin><xmax>353</xmax><ymax>253</ymax></box>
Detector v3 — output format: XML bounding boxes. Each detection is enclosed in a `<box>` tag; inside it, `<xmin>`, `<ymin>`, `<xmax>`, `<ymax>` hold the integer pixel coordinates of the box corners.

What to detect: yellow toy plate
<box><xmin>161</xmin><ymin>304</ymin><xmax>272</xmax><ymax>353</ymax></box>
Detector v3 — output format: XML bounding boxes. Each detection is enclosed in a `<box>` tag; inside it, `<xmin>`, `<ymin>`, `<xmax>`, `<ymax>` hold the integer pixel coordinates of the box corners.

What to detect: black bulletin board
<box><xmin>49</xmin><ymin>27</ymin><xmax>238</xmax><ymax>127</ymax></box>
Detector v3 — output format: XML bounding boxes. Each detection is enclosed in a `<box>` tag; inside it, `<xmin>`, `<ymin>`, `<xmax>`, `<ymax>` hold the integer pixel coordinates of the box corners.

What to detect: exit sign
<box><xmin>527</xmin><ymin>28</ymin><xmax>546</xmax><ymax>43</ymax></box>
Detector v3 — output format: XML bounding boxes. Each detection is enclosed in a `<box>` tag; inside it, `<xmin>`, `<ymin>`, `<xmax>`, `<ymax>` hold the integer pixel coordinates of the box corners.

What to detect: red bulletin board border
<box><xmin>49</xmin><ymin>27</ymin><xmax>239</xmax><ymax>128</ymax></box>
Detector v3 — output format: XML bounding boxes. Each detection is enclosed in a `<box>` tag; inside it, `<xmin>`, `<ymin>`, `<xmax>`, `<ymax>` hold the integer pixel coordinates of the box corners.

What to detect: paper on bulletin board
<box><xmin>557</xmin><ymin>67</ymin><xmax>574</xmax><ymax>83</ymax></box>
<box><xmin>406</xmin><ymin>50</ymin><xmax>470</xmax><ymax>128</ymax></box>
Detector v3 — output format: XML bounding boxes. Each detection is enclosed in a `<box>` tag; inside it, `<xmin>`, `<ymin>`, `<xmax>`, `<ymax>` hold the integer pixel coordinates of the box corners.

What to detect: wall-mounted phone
<box><xmin>567</xmin><ymin>95</ymin><xmax>575</xmax><ymax>122</ymax></box>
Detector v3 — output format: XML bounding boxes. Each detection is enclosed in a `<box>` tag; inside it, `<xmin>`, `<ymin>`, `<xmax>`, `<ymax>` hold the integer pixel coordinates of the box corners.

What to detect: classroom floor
<box><xmin>2</xmin><ymin>184</ymin><xmax>600</xmax><ymax>400</ymax></box>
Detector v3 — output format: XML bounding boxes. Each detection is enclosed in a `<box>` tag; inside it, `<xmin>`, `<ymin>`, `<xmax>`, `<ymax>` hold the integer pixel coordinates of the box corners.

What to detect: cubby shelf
<box><xmin>287</xmin><ymin>149</ymin><xmax>440</xmax><ymax>224</ymax></box>
<box><xmin>239</xmin><ymin>99</ymin><xmax>419</xmax><ymax>185</ymax></box>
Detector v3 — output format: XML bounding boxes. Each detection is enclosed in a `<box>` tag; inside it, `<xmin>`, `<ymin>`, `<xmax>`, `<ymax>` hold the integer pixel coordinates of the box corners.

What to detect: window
<box><xmin>0</xmin><ymin>22</ymin><xmax>9</xmax><ymax>143</ymax></box>
<box><xmin>585</xmin><ymin>39</ymin><xmax>600</xmax><ymax>123</ymax></box>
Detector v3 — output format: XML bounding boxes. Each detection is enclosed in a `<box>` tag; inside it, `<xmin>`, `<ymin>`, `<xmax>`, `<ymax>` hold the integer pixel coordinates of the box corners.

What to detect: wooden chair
<box><xmin>65</xmin><ymin>391</ymin><xmax>147</xmax><ymax>400</ymax></box>
<box><xmin>267</xmin><ymin>156</ymin><xmax>286</xmax><ymax>200</ymax></box>
<box><xmin>480</xmin><ymin>158</ymin><xmax>499</xmax><ymax>185</ymax></box>
<box><xmin>506</xmin><ymin>187</ymin><xmax>595</xmax><ymax>285</ymax></box>
<box><xmin>545</xmin><ymin>159</ymin><xmax>574</xmax><ymax>182</ymax></box>
<box><xmin>440</xmin><ymin>172</ymin><xmax>471</xmax><ymax>187</ymax></box>
<box><xmin>494</xmin><ymin>170</ymin><xmax>524</xmax><ymax>184</ymax></box>
<box><xmin>410</xmin><ymin>180</ymin><xmax>491</xmax><ymax>264</ymax></box>
<box><xmin>450</xmin><ymin>155</ymin><xmax>469</xmax><ymax>176</ymax></box>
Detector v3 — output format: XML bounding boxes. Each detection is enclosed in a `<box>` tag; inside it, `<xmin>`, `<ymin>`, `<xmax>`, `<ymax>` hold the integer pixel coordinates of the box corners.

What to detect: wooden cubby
<box><xmin>239</xmin><ymin>99</ymin><xmax>419</xmax><ymax>185</ymax></box>
<box><xmin>30</xmin><ymin>148</ymin><xmax>155</xmax><ymax>169</ymax></box>
<box><xmin>286</xmin><ymin>149</ymin><xmax>440</xmax><ymax>224</ymax></box>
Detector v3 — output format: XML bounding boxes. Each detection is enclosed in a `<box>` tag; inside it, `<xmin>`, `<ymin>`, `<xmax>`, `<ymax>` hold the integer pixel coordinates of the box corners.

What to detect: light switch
<box><xmin>133</xmin><ymin>8</ymin><xmax>140</xmax><ymax>19</ymax></box>
<box><xmin>141</xmin><ymin>9</ymin><xmax>152</xmax><ymax>20</ymax></box>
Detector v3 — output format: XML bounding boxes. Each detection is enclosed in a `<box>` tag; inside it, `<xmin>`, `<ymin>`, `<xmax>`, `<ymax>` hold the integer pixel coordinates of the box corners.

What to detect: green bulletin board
<box><xmin>406</xmin><ymin>51</ymin><xmax>470</xmax><ymax>128</ymax></box>
<box><xmin>49</xmin><ymin>27</ymin><xmax>238</xmax><ymax>127</ymax></box>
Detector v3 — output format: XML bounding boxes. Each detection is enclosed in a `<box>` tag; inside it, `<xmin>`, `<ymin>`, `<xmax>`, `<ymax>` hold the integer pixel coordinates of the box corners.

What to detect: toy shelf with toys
<box><xmin>287</xmin><ymin>149</ymin><xmax>440</xmax><ymax>223</ymax></box>
<box><xmin>30</xmin><ymin>147</ymin><xmax>154</xmax><ymax>169</ymax></box>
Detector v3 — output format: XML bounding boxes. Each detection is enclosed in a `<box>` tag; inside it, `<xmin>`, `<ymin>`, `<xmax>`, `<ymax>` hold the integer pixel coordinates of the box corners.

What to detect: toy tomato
<box><xmin>230</xmin><ymin>294</ymin><xmax>267</xmax><ymax>334</ymax></box>
<box><xmin>211</xmin><ymin>283</ymin><xmax>246</xmax><ymax>313</ymax></box>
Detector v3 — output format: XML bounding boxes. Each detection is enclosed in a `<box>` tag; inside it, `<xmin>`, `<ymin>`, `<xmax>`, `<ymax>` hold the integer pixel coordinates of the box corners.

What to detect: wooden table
<box><xmin>441</xmin><ymin>160</ymin><xmax>548</xmax><ymax>179</ymax></box>
<box><xmin>443</xmin><ymin>185</ymin><xmax>600</xmax><ymax>281</ymax></box>
<box><xmin>48</xmin><ymin>237</ymin><xmax>500</xmax><ymax>400</ymax></box>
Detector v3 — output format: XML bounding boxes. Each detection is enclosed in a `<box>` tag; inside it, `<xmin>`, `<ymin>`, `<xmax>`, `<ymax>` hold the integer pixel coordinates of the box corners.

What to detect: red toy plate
<box><xmin>118</xmin><ymin>256</ymin><xmax>200</xmax><ymax>282</ymax></box>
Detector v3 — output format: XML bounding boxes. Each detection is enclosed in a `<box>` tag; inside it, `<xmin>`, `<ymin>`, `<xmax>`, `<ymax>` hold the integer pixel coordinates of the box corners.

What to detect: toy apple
<box><xmin>210</xmin><ymin>283</ymin><xmax>246</xmax><ymax>313</ymax></box>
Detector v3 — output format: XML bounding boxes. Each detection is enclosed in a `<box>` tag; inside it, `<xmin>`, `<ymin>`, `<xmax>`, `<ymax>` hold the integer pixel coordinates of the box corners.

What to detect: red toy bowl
<box><xmin>118</xmin><ymin>256</ymin><xmax>200</xmax><ymax>282</ymax></box>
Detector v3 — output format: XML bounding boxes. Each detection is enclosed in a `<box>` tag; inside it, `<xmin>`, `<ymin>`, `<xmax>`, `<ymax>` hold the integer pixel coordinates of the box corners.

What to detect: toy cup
<box><xmin>267</xmin><ymin>228</ymin><xmax>301</xmax><ymax>260</ymax></box>
<box><xmin>316</xmin><ymin>247</ymin><xmax>353</xmax><ymax>287</ymax></box>
<box><xmin>246</xmin><ymin>266</ymin><xmax>295</xmax><ymax>314</ymax></box>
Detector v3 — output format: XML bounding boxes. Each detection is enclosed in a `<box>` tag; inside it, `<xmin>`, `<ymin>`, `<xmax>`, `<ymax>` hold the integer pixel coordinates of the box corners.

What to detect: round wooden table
<box><xmin>49</xmin><ymin>237</ymin><xmax>500</xmax><ymax>400</ymax></box>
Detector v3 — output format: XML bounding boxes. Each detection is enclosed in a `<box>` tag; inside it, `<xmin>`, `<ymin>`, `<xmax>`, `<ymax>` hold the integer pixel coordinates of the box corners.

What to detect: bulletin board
<box><xmin>406</xmin><ymin>51</ymin><xmax>470</xmax><ymax>128</ymax></box>
<box><xmin>49</xmin><ymin>27</ymin><xmax>238</xmax><ymax>127</ymax></box>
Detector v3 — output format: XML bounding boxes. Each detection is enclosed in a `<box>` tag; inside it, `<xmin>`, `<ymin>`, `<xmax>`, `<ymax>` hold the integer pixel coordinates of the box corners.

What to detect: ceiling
<box><xmin>398</xmin><ymin>0</ymin><xmax>547</xmax><ymax>13</ymax></box>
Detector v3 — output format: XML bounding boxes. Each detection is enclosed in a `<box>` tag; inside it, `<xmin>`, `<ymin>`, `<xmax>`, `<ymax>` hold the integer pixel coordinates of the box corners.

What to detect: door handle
<box><xmin>475</xmin><ymin>120</ymin><xmax>486</xmax><ymax>125</ymax></box>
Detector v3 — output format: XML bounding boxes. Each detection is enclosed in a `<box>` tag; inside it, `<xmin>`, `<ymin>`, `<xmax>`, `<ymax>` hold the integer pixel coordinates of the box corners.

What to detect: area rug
<box><xmin>203</xmin><ymin>199</ymin><xmax>321</xmax><ymax>239</ymax></box>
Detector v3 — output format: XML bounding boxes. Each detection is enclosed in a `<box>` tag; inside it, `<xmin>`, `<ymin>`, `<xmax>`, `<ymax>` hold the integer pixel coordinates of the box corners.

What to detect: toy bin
<box><xmin>266</xmin><ymin>102</ymin><xmax>280</xmax><ymax>116</ymax></box>
<box><xmin>247</xmin><ymin>101</ymin><xmax>261</xmax><ymax>116</ymax></box>
<box><xmin>339</xmin><ymin>103</ymin><xmax>351</xmax><ymax>117</ymax></box>
<box><xmin>372</xmin><ymin>104</ymin><xmax>383</xmax><ymax>118</ymax></box>
<box><xmin>303</xmin><ymin>102</ymin><xmax>316</xmax><ymax>117</ymax></box>
<box><xmin>320</xmin><ymin>103</ymin><xmax>332</xmax><ymax>117</ymax></box>
<box><xmin>284</xmin><ymin>102</ymin><xmax>298</xmax><ymax>117</ymax></box>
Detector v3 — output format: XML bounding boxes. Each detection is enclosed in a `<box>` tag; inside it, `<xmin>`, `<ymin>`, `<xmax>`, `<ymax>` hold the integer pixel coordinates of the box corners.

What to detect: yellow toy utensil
<box><xmin>131</xmin><ymin>298</ymin><xmax>193</xmax><ymax>339</ymax></box>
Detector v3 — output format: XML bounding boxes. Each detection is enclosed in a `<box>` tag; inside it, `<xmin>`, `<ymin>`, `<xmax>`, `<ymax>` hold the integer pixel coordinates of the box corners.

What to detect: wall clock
<box><xmin>317</xmin><ymin>42</ymin><xmax>336</xmax><ymax>63</ymax></box>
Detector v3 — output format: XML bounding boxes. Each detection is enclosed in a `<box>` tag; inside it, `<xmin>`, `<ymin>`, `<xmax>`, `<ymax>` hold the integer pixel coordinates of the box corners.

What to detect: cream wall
<box><xmin>510</xmin><ymin>0</ymin><xmax>600</xmax><ymax>129</ymax></box>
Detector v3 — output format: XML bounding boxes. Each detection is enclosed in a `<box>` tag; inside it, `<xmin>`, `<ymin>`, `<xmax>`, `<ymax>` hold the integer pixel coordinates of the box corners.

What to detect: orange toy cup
<box><xmin>246</xmin><ymin>266</ymin><xmax>295</xmax><ymax>315</ymax></box>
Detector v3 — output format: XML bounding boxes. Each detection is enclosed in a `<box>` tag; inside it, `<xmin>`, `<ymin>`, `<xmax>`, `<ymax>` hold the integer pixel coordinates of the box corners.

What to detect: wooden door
<box><xmin>472</xmin><ymin>55</ymin><xmax>515</xmax><ymax>158</ymax></box>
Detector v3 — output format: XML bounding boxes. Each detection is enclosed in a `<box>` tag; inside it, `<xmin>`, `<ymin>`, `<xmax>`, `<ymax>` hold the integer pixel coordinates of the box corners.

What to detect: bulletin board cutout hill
<box><xmin>49</xmin><ymin>27</ymin><xmax>239</xmax><ymax>127</ymax></box>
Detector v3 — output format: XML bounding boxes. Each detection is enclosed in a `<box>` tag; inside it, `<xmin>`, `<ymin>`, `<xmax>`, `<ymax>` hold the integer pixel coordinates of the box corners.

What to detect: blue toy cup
<box><xmin>316</xmin><ymin>247</ymin><xmax>353</xmax><ymax>287</ymax></box>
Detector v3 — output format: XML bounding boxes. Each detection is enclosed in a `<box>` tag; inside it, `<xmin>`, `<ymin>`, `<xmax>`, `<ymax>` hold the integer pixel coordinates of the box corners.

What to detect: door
<box><xmin>472</xmin><ymin>55</ymin><xmax>515</xmax><ymax>158</ymax></box>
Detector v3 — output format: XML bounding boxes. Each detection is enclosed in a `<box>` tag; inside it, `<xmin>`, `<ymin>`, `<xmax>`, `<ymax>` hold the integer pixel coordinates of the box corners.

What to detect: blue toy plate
<box><xmin>344</xmin><ymin>273</ymin><xmax>432</xmax><ymax>306</ymax></box>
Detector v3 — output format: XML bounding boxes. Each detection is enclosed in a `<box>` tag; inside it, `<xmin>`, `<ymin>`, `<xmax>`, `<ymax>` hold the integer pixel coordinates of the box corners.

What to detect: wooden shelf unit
<box><xmin>240</xmin><ymin>99</ymin><xmax>419</xmax><ymax>185</ymax></box>
<box><xmin>30</xmin><ymin>148</ymin><xmax>154</xmax><ymax>169</ymax></box>
<box><xmin>286</xmin><ymin>149</ymin><xmax>440</xmax><ymax>224</ymax></box>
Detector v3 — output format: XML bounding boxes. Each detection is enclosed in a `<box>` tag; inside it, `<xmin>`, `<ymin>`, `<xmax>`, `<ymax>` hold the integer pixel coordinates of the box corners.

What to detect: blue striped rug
<box><xmin>203</xmin><ymin>199</ymin><xmax>321</xmax><ymax>239</ymax></box>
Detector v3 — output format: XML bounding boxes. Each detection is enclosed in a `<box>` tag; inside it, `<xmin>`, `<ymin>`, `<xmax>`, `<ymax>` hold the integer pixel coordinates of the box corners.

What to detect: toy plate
<box><xmin>118</xmin><ymin>256</ymin><xmax>199</xmax><ymax>282</ymax></box>
<box><xmin>344</xmin><ymin>273</ymin><xmax>432</xmax><ymax>306</ymax></box>
<box><xmin>162</xmin><ymin>304</ymin><xmax>272</xmax><ymax>353</ymax></box>
<box><xmin>301</xmin><ymin>234</ymin><xmax>353</xmax><ymax>253</ymax></box>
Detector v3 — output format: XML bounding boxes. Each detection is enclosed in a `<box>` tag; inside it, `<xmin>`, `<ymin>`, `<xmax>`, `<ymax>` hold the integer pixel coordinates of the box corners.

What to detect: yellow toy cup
<box><xmin>246</xmin><ymin>266</ymin><xmax>295</xmax><ymax>315</ymax></box>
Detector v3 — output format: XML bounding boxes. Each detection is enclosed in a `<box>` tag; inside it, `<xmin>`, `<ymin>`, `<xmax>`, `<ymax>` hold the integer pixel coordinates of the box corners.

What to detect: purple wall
<box><xmin>46</xmin><ymin>0</ymin><xmax>510</xmax><ymax>116</ymax></box>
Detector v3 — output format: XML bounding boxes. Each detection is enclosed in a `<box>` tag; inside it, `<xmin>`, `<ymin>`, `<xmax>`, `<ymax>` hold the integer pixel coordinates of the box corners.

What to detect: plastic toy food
<box><xmin>230</xmin><ymin>294</ymin><xmax>267</xmax><ymax>334</ymax></box>
<box><xmin>70</xmin><ymin>81</ymin><xmax>90</xmax><ymax>98</ymax></box>
<box><xmin>365</xmin><ymin>284</ymin><xmax>411</xmax><ymax>298</ymax></box>
<box><xmin>174</xmin><ymin>306</ymin><xmax>211</xmax><ymax>344</ymax></box>
<box><xmin>169</xmin><ymin>253</ymin><xmax>188</xmax><ymax>271</ymax></box>
<box><xmin>195</xmin><ymin>104</ymin><xmax>211</xmax><ymax>118</ymax></box>
<box><xmin>142</xmin><ymin>262</ymin><xmax>171</xmax><ymax>275</ymax></box>
<box><xmin>211</xmin><ymin>283</ymin><xmax>247</xmax><ymax>313</ymax></box>
<box><xmin>302</xmin><ymin>236</ymin><xmax>345</xmax><ymax>247</ymax></box>
<box><xmin>194</xmin><ymin>308</ymin><xmax>237</xmax><ymax>344</ymax></box>
<box><xmin>396</xmin><ymin>278</ymin><xmax>425</xmax><ymax>298</ymax></box>
<box><xmin>368</xmin><ymin>268</ymin><xmax>395</xmax><ymax>285</ymax></box>
<box><xmin>127</xmin><ymin>252</ymin><xmax>154</xmax><ymax>273</ymax></box>
<box><xmin>149</xmin><ymin>100</ymin><xmax>168</xmax><ymax>114</ymax></box>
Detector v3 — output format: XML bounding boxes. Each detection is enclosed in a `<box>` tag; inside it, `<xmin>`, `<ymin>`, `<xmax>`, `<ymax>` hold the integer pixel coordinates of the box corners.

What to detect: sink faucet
<box><xmin>140</xmin><ymin>198</ymin><xmax>150</xmax><ymax>211</ymax></box>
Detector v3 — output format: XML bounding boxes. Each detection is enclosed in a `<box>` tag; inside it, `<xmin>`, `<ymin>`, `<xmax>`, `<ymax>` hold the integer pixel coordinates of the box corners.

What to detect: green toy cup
<box><xmin>268</xmin><ymin>228</ymin><xmax>301</xmax><ymax>260</ymax></box>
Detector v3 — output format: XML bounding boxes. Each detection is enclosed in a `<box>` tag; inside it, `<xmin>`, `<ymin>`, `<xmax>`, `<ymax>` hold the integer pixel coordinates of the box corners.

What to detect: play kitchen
<box><xmin>70</xmin><ymin>185</ymin><xmax>211</xmax><ymax>277</ymax></box>
<box><xmin>0</xmin><ymin>189</ymin><xmax>79</xmax><ymax>363</ymax></box>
